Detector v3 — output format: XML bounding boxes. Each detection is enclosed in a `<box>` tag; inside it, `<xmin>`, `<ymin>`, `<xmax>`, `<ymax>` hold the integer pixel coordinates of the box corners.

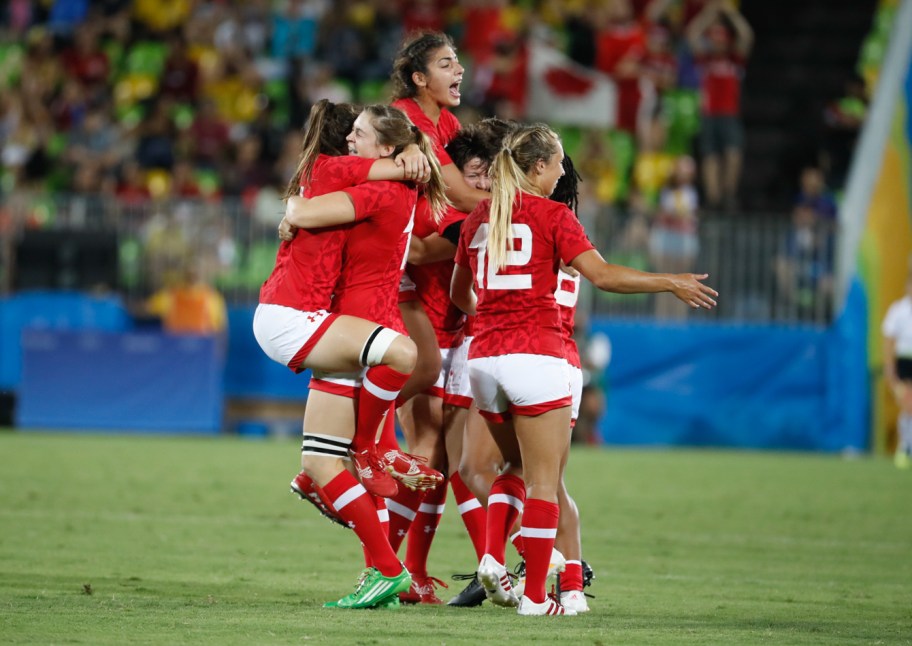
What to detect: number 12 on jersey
<box><xmin>469</xmin><ymin>223</ymin><xmax>533</xmax><ymax>290</ymax></box>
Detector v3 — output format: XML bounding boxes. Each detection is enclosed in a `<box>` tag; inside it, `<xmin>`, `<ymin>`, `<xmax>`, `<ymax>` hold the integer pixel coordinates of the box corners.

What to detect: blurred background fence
<box><xmin>0</xmin><ymin>192</ymin><xmax>838</xmax><ymax>326</ymax></box>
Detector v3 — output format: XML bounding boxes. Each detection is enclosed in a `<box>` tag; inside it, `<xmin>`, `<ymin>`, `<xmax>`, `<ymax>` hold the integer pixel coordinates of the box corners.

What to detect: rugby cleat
<box><xmin>399</xmin><ymin>574</ymin><xmax>448</xmax><ymax>604</ymax></box>
<box><xmin>447</xmin><ymin>573</ymin><xmax>486</xmax><ymax>607</ymax></box>
<box><xmin>516</xmin><ymin>595</ymin><xmax>576</xmax><ymax>616</ymax></box>
<box><xmin>513</xmin><ymin>547</ymin><xmax>566</xmax><ymax>598</ymax></box>
<box><xmin>559</xmin><ymin>590</ymin><xmax>590</xmax><ymax>613</ymax></box>
<box><xmin>350</xmin><ymin>446</ymin><xmax>399</xmax><ymax>497</ymax></box>
<box><xmin>476</xmin><ymin>554</ymin><xmax>519</xmax><ymax>608</ymax></box>
<box><xmin>323</xmin><ymin>567</ymin><xmax>412</xmax><ymax>609</ymax></box>
<box><xmin>382</xmin><ymin>448</ymin><xmax>444</xmax><ymax>491</ymax></box>
<box><xmin>290</xmin><ymin>471</ymin><xmax>349</xmax><ymax>529</ymax></box>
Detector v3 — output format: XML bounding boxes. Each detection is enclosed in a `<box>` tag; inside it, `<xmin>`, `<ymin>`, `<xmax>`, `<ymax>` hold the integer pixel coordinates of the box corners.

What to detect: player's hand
<box><xmin>277</xmin><ymin>216</ymin><xmax>296</xmax><ymax>242</ymax></box>
<box><xmin>669</xmin><ymin>273</ymin><xmax>718</xmax><ymax>310</ymax></box>
<box><xmin>395</xmin><ymin>143</ymin><xmax>432</xmax><ymax>183</ymax></box>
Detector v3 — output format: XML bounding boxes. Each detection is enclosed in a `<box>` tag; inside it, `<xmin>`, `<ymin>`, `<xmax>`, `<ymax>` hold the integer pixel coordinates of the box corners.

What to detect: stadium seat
<box><xmin>124</xmin><ymin>41</ymin><xmax>169</xmax><ymax>77</ymax></box>
<box><xmin>358</xmin><ymin>79</ymin><xmax>389</xmax><ymax>103</ymax></box>
<box><xmin>664</xmin><ymin>89</ymin><xmax>700</xmax><ymax>156</ymax></box>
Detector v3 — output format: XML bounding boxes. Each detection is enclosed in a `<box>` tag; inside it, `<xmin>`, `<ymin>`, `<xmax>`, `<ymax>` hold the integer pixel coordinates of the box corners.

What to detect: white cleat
<box><xmin>514</xmin><ymin>548</ymin><xmax>567</xmax><ymax>598</ymax></box>
<box><xmin>476</xmin><ymin>554</ymin><xmax>519</xmax><ymax>608</ymax></box>
<box><xmin>559</xmin><ymin>590</ymin><xmax>590</xmax><ymax>613</ymax></box>
<box><xmin>517</xmin><ymin>595</ymin><xmax>577</xmax><ymax>616</ymax></box>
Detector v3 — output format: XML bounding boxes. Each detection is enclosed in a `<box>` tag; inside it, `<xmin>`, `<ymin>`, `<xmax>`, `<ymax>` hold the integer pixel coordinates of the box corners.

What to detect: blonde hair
<box><xmin>360</xmin><ymin>104</ymin><xmax>450</xmax><ymax>222</ymax></box>
<box><xmin>488</xmin><ymin>124</ymin><xmax>561</xmax><ymax>270</ymax></box>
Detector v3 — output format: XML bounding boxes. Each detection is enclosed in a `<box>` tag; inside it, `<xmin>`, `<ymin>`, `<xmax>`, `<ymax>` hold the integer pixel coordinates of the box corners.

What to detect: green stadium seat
<box><xmin>358</xmin><ymin>79</ymin><xmax>389</xmax><ymax>103</ymax></box>
<box><xmin>557</xmin><ymin>126</ymin><xmax>583</xmax><ymax>159</ymax></box>
<box><xmin>124</xmin><ymin>41</ymin><xmax>169</xmax><ymax>77</ymax></box>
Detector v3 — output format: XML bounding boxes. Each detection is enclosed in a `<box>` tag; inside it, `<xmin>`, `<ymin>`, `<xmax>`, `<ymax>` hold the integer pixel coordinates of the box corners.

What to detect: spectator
<box><xmin>62</xmin><ymin>24</ymin><xmax>110</xmax><ymax>92</ymax></box>
<box><xmin>794</xmin><ymin>166</ymin><xmax>837</xmax><ymax>221</ymax></box>
<box><xmin>821</xmin><ymin>74</ymin><xmax>868</xmax><ymax>190</ymax></box>
<box><xmin>160</xmin><ymin>34</ymin><xmax>200</xmax><ymax>103</ymax></box>
<box><xmin>774</xmin><ymin>203</ymin><xmax>835</xmax><ymax>321</ymax></box>
<box><xmin>114</xmin><ymin>160</ymin><xmax>151</xmax><ymax>205</ymax></box>
<box><xmin>187</xmin><ymin>98</ymin><xmax>230</xmax><ymax>168</ymax></box>
<box><xmin>594</xmin><ymin>0</ymin><xmax>646</xmax><ymax>134</ymax></box>
<box><xmin>648</xmin><ymin>155</ymin><xmax>700</xmax><ymax>319</ymax></box>
<box><xmin>271</xmin><ymin>0</ymin><xmax>326</xmax><ymax>60</ymax></box>
<box><xmin>145</xmin><ymin>262</ymin><xmax>227</xmax><ymax>336</ymax></box>
<box><xmin>686</xmin><ymin>0</ymin><xmax>753</xmax><ymax>211</ymax></box>
<box><xmin>637</xmin><ymin>23</ymin><xmax>678</xmax><ymax>151</ymax></box>
<box><xmin>134</xmin><ymin>103</ymin><xmax>176</xmax><ymax>171</ymax></box>
<box><xmin>64</xmin><ymin>103</ymin><xmax>124</xmax><ymax>177</ymax></box>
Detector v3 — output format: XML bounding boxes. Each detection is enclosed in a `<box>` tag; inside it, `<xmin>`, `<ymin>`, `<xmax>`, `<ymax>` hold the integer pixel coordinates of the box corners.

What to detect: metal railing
<box><xmin>0</xmin><ymin>192</ymin><xmax>837</xmax><ymax>325</ymax></box>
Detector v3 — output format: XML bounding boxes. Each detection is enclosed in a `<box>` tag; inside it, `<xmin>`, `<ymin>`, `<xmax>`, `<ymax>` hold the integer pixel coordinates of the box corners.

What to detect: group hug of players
<box><xmin>253</xmin><ymin>31</ymin><xmax>717</xmax><ymax>617</ymax></box>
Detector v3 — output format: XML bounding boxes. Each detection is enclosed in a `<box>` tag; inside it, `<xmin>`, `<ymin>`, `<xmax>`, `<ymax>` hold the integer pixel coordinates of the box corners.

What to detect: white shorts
<box><xmin>568</xmin><ymin>363</ymin><xmax>582</xmax><ymax>422</ymax></box>
<box><xmin>253</xmin><ymin>304</ymin><xmax>338</xmax><ymax>372</ymax></box>
<box><xmin>423</xmin><ymin>345</ymin><xmax>456</xmax><ymax>400</ymax></box>
<box><xmin>444</xmin><ymin>335</ymin><xmax>473</xmax><ymax>409</ymax></box>
<box><xmin>468</xmin><ymin>354</ymin><xmax>572</xmax><ymax>423</ymax></box>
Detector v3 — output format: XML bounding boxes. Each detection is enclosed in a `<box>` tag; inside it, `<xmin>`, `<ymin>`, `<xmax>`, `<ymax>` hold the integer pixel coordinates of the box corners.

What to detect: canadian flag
<box><xmin>526</xmin><ymin>39</ymin><xmax>617</xmax><ymax>128</ymax></box>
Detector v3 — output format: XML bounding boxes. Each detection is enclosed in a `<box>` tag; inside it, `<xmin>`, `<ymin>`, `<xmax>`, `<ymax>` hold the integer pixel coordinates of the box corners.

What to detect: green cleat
<box><xmin>324</xmin><ymin>567</ymin><xmax>412</xmax><ymax>609</ymax></box>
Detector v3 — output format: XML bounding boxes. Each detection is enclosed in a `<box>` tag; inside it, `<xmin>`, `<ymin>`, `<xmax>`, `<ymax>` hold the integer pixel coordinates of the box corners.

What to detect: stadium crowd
<box><xmin>0</xmin><ymin>0</ymin><xmax>759</xmax><ymax>220</ymax></box>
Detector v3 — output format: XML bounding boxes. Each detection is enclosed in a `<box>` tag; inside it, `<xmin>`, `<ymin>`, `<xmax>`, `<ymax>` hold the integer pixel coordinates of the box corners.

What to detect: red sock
<box><xmin>353</xmin><ymin>365</ymin><xmax>409</xmax><ymax>453</ymax></box>
<box><xmin>322</xmin><ymin>471</ymin><xmax>400</xmax><ymax>577</ymax></box>
<box><xmin>520</xmin><ymin>498</ymin><xmax>560</xmax><ymax>603</ymax></box>
<box><xmin>450</xmin><ymin>473</ymin><xmax>486</xmax><ymax>561</ymax></box>
<box><xmin>485</xmin><ymin>474</ymin><xmax>525</xmax><ymax>564</ymax></box>
<box><xmin>561</xmin><ymin>560</ymin><xmax>583</xmax><ymax>592</ymax></box>
<box><xmin>377</xmin><ymin>403</ymin><xmax>399</xmax><ymax>452</ymax></box>
<box><xmin>363</xmin><ymin>496</ymin><xmax>391</xmax><ymax>568</ymax></box>
<box><xmin>386</xmin><ymin>486</ymin><xmax>425</xmax><ymax>553</ymax></box>
<box><xmin>510</xmin><ymin>530</ymin><xmax>524</xmax><ymax>559</ymax></box>
<box><xmin>404</xmin><ymin>481</ymin><xmax>448</xmax><ymax>577</ymax></box>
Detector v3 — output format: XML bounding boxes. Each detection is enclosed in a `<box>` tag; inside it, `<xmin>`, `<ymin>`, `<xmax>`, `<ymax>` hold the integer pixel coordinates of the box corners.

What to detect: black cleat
<box><xmin>447</xmin><ymin>573</ymin><xmax>487</xmax><ymax>607</ymax></box>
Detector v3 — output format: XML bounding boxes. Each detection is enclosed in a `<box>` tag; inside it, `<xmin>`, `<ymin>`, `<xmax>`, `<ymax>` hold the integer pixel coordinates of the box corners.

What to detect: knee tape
<box><xmin>301</xmin><ymin>433</ymin><xmax>351</xmax><ymax>458</ymax></box>
<box><xmin>359</xmin><ymin>326</ymin><xmax>400</xmax><ymax>367</ymax></box>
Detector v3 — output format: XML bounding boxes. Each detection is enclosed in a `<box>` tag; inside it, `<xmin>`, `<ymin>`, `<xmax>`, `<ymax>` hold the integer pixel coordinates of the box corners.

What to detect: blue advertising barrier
<box><xmin>591</xmin><ymin>281</ymin><xmax>869</xmax><ymax>451</ymax></box>
<box><xmin>17</xmin><ymin>329</ymin><xmax>223</xmax><ymax>433</ymax></box>
<box><xmin>223</xmin><ymin>306</ymin><xmax>308</xmax><ymax>400</ymax></box>
<box><xmin>0</xmin><ymin>291</ymin><xmax>130</xmax><ymax>390</ymax></box>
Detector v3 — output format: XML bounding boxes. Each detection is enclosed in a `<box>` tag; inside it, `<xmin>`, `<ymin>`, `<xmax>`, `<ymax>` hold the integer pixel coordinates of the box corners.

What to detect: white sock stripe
<box><xmin>332</xmin><ymin>483</ymin><xmax>367</xmax><ymax>511</ymax></box>
<box><xmin>377</xmin><ymin>508</ymin><xmax>389</xmax><ymax>522</ymax></box>
<box><xmin>458</xmin><ymin>498</ymin><xmax>482</xmax><ymax>514</ymax></box>
<box><xmin>509</xmin><ymin>530</ymin><xmax>522</xmax><ymax>543</ymax></box>
<box><xmin>362</xmin><ymin>376</ymin><xmax>399</xmax><ymax>401</ymax></box>
<box><xmin>489</xmin><ymin>493</ymin><xmax>524</xmax><ymax>512</ymax></box>
<box><xmin>520</xmin><ymin>526</ymin><xmax>557</xmax><ymax>539</ymax></box>
<box><xmin>386</xmin><ymin>500</ymin><xmax>418</xmax><ymax>520</ymax></box>
<box><xmin>417</xmin><ymin>502</ymin><xmax>445</xmax><ymax>514</ymax></box>
<box><xmin>565</xmin><ymin>560</ymin><xmax>582</xmax><ymax>567</ymax></box>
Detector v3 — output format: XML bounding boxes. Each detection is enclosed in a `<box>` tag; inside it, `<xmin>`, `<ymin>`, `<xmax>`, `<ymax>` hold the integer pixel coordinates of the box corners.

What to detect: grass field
<box><xmin>1</xmin><ymin>431</ymin><xmax>910</xmax><ymax>645</ymax></box>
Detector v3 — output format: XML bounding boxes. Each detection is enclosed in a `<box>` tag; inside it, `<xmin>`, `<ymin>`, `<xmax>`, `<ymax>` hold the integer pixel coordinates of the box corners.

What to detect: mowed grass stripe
<box><xmin>1</xmin><ymin>431</ymin><xmax>910</xmax><ymax>645</ymax></box>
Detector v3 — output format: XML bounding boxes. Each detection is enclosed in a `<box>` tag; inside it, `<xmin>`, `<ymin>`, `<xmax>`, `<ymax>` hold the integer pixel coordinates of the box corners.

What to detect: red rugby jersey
<box><xmin>406</xmin><ymin>201</ymin><xmax>466</xmax><ymax>348</ymax></box>
<box><xmin>555</xmin><ymin>268</ymin><xmax>581</xmax><ymax>369</ymax></box>
<box><xmin>391</xmin><ymin>97</ymin><xmax>460</xmax><ymax>166</ymax></box>
<box><xmin>258</xmin><ymin>155</ymin><xmax>374</xmax><ymax>311</ymax></box>
<box><xmin>455</xmin><ymin>193</ymin><xmax>594</xmax><ymax>359</ymax></box>
<box><xmin>331</xmin><ymin>181</ymin><xmax>418</xmax><ymax>333</ymax></box>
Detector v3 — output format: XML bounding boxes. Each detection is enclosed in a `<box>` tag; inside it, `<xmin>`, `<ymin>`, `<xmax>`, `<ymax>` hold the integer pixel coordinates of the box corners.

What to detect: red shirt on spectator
<box><xmin>595</xmin><ymin>19</ymin><xmax>646</xmax><ymax>132</ymax></box>
<box><xmin>695</xmin><ymin>53</ymin><xmax>745</xmax><ymax>116</ymax></box>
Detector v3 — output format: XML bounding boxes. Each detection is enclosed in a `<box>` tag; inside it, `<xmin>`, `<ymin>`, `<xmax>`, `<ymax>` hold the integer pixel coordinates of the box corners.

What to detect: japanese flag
<box><xmin>526</xmin><ymin>39</ymin><xmax>617</xmax><ymax>128</ymax></box>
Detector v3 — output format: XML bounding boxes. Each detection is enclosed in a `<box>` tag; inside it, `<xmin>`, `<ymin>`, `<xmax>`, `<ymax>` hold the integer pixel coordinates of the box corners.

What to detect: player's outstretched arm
<box><xmin>570</xmin><ymin>249</ymin><xmax>718</xmax><ymax>310</ymax></box>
